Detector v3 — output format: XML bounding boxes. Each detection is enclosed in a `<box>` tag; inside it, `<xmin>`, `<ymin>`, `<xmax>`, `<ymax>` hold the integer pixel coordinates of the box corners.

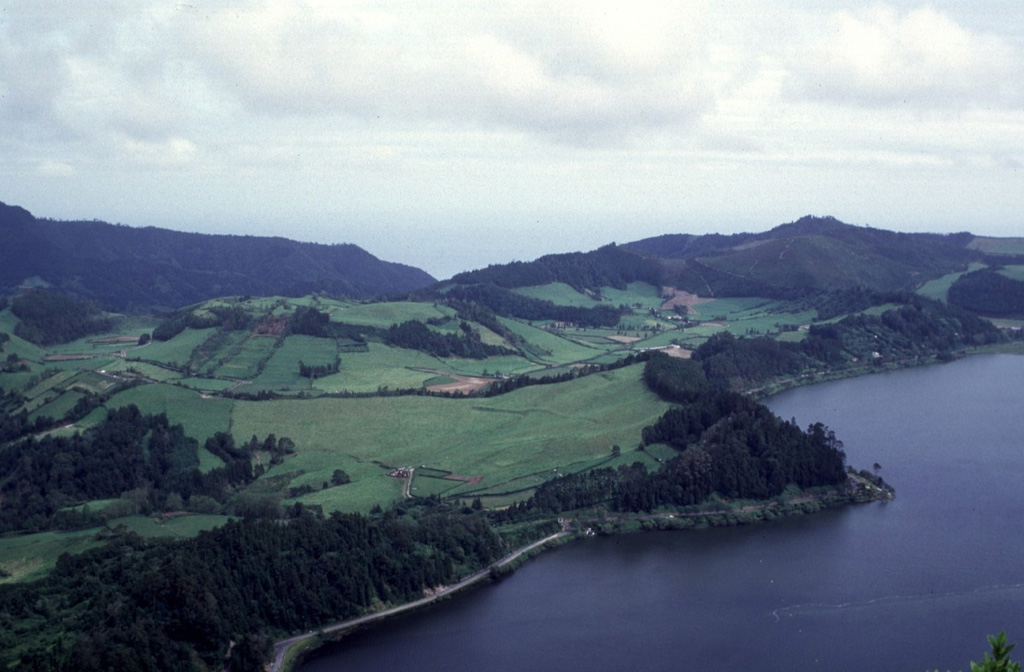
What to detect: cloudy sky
<box><xmin>2</xmin><ymin>1</ymin><xmax>1022</xmax><ymax>279</ymax></box>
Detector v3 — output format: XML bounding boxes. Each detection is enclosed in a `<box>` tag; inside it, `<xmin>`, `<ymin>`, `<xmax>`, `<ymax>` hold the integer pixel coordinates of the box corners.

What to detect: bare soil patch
<box><xmin>418</xmin><ymin>369</ymin><xmax>495</xmax><ymax>394</ymax></box>
<box><xmin>660</xmin><ymin>287</ymin><xmax>711</xmax><ymax>313</ymax></box>
<box><xmin>607</xmin><ymin>335</ymin><xmax>641</xmax><ymax>343</ymax></box>
<box><xmin>44</xmin><ymin>354</ymin><xmax>95</xmax><ymax>361</ymax></box>
<box><xmin>253</xmin><ymin>315</ymin><xmax>290</xmax><ymax>337</ymax></box>
<box><xmin>657</xmin><ymin>345</ymin><xmax>692</xmax><ymax>359</ymax></box>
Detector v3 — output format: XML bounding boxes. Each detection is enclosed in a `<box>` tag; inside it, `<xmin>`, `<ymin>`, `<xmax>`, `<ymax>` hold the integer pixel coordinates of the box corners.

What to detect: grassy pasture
<box><xmin>210</xmin><ymin>334</ymin><xmax>277</xmax><ymax>380</ymax></box>
<box><xmin>28</xmin><ymin>390</ymin><xmax>85</xmax><ymax>422</ymax></box>
<box><xmin>101</xmin><ymin>358</ymin><xmax>183</xmax><ymax>382</ymax></box>
<box><xmin>0</xmin><ymin>529</ymin><xmax>101</xmax><ymax>583</ymax></box>
<box><xmin>513</xmin><ymin>283</ymin><xmax>603</xmax><ymax>307</ymax></box>
<box><xmin>106</xmin><ymin>383</ymin><xmax>233</xmax><ymax>445</ymax></box>
<box><xmin>243</xmin><ymin>334</ymin><xmax>337</xmax><ymax>391</ymax></box>
<box><xmin>690</xmin><ymin>297</ymin><xmax>777</xmax><ymax>320</ymax></box>
<box><xmin>329</xmin><ymin>301</ymin><xmax>455</xmax><ymax>329</ymax></box>
<box><xmin>997</xmin><ymin>265</ymin><xmax>1024</xmax><ymax>282</ymax></box>
<box><xmin>311</xmin><ymin>342</ymin><xmax>442</xmax><ymax>393</ymax></box>
<box><xmin>498</xmin><ymin>317</ymin><xmax>607</xmax><ymax>364</ymax></box>
<box><xmin>131</xmin><ymin>327</ymin><xmax>217</xmax><ymax>368</ymax></box>
<box><xmin>196</xmin><ymin>330</ymin><xmax>250</xmax><ymax>375</ymax></box>
<box><xmin>105</xmin><ymin>514</ymin><xmax>232</xmax><ymax>539</ymax></box>
<box><xmin>230</xmin><ymin>363</ymin><xmax>670</xmax><ymax>513</ymax></box>
<box><xmin>968</xmin><ymin>237</ymin><xmax>1024</xmax><ymax>255</ymax></box>
<box><xmin>600</xmin><ymin>282</ymin><xmax>664</xmax><ymax>309</ymax></box>
<box><xmin>441</xmin><ymin>355</ymin><xmax>542</xmax><ymax>378</ymax></box>
<box><xmin>916</xmin><ymin>263</ymin><xmax>988</xmax><ymax>301</ymax></box>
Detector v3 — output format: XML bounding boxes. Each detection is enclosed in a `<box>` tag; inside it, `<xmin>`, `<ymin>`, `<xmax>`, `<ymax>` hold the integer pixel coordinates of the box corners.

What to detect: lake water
<box><xmin>300</xmin><ymin>354</ymin><xmax>1024</xmax><ymax>672</ymax></box>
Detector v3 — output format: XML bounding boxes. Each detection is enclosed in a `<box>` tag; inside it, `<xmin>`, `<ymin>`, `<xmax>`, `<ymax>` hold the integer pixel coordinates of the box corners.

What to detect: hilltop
<box><xmin>0</xmin><ymin>202</ymin><xmax>435</xmax><ymax>312</ymax></box>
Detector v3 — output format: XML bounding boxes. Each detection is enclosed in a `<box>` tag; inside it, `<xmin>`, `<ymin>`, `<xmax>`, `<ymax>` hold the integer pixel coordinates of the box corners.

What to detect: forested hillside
<box><xmin>625</xmin><ymin>216</ymin><xmax>978</xmax><ymax>298</ymax></box>
<box><xmin>0</xmin><ymin>202</ymin><xmax>435</xmax><ymax>311</ymax></box>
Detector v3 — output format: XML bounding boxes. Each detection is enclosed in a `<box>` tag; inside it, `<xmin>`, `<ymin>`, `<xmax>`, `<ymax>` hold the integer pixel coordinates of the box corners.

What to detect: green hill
<box><xmin>0</xmin><ymin>201</ymin><xmax>435</xmax><ymax>312</ymax></box>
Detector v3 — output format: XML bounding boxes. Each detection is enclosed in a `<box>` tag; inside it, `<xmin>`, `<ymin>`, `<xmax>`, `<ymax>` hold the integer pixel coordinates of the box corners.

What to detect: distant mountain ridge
<box><xmin>0</xmin><ymin>201</ymin><xmax>435</xmax><ymax>311</ymax></box>
<box><xmin>445</xmin><ymin>215</ymin><xmax>995</xmax><ymax>300</ymax></box>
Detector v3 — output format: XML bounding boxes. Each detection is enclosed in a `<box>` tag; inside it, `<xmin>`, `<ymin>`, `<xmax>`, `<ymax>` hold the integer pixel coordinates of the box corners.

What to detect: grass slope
<box><xmin>230</xmin><ymin>363</ymin><xmax>670</xmax><ymax>512</ymax></box>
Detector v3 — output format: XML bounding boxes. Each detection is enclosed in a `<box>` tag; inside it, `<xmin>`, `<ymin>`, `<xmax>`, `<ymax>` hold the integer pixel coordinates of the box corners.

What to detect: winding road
<box><xmin>267</xmin><ymin>530</ymin><xmax>570</xmax><ymax>672</ymax></box>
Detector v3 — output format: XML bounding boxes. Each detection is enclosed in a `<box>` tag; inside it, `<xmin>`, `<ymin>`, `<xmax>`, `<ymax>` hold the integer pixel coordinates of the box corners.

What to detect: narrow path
<box><xmin>267</xmin><ymin>531</ymin><xmax>570</xmax><ymax>672</ymax></box>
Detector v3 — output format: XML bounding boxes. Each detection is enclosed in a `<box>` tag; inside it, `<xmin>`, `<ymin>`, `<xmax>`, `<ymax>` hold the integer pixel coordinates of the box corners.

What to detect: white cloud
<box><xmin>180</xmin><ymin>0</ymin><xmax>716</xmax><ymax>143</ymax></box>
<box><xmin>787</xmin><ymin>6</ymin><xmax>1021</xmax><ymax>109</ymax></box>
<box><xmin>37</xmin><ymin>160</ymin><xmax>75</xmax><ymax>176</ymax></box>
<box><xmin>123</xmin><ymin>137</ymin><xmax>197</xmax><ymax>167</ymax></box>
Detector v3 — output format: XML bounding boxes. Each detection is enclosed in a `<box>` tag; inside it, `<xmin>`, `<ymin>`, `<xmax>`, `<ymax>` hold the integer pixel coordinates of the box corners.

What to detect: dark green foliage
<box><xmin>448</xmin><ymin>243</ymin><xmax>662</xmax><ymax>291</ymax></box>
<box><xmin>299</xmin><ymin>358</ymin><xmax>340</xmax><ymax>379</ymax></box>
<box><xmin>933</xmin><ymin>632</ymin><xmax>1022</xmax><ymax>672</ymax></box>
<box><xmin>0</xmin><ymin>201</ymin><xmax>435</xmax><ymax>312</ymax></box>
<box><xmin>290</xmin><ymin>305</ymin><xmax>331</xmax><ymax>337</ymax></box>
<box><xmin>0</xmin><ymin>409</ymin><xmax>281</xmax><ymax>532</ymax></box>
<box><xmin>10</xmin><ymin>289</ymin><xmax>113</xmax><ymax>345</ymax></box>
<box><xmin>441</xmin><ymin>283</ymin><xmax>622</xmax><ymax>326</ymax></box>
<box><xmin>949</xmin><ymin>268</ymin><xmax>1024</xmax><ymax>317</ymax></box>
<box><xmin>627</xmin><ymin>216</ymin><xmax>977</xmax><ymax>298</ymax></box>
<box><xmin>0</xmin><ymin>509</ymin><xmax>503</xmax><ymax>672</ymax></box>
<box><xmin>152</xmin><ymin>304</ymin><xmax>252</xmax><ymax>342</ymax></box>
<box><xmin>502</xmin><ymin>353</ymin><xmax>847</xmax><ymax>518</ymax></box>
<box><xmin>692</xmin><ymin>332</ymin><xmax>808</xmax><ymax>389</ymax></box>
<box><xmin>383</xmin><ymin>319</ymin><xmax>514</xmax><ymax>358</ymax></box>
<box><xmin>673</xmin><ymin>296</ymin><xmax>1005</xmax><ymax>392</ymax></box>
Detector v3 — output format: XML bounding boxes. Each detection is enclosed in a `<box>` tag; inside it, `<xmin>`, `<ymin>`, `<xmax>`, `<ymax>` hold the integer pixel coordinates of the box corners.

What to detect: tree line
<box><xmin>1</xmin><ymin>503</ymin><xmax>503</xmax><ymax>672</ymax></box>
<box><xmin>10</xmin><ymin>289</ymin><xmax>113</xmax><ymax>346</ymax></box>
<box><xmin>0</xmin><ymin>405</ymin><xmax>290</xmax><ymax>533</ymax></box>
<box><xmin>497</xmin><ymin>354</ymin><xmax>848</xmax><ymax>519</ymax></box>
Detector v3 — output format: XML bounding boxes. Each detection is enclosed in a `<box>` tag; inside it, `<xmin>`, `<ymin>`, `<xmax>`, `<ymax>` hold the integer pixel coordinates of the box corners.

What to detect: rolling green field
<box><xmin>968</xmin><ymin>237</ymin><xmax>1024</xmax><ymax>255</ymax></box>
<box><xmin>329</xmin><ymin>301</ymin><xmax>456</xmax><ymax>328</ymax></box>
<box><xmin>130</xmin><ymin>327</ymin><xmax>217</xmax><ymax>368</ymax></box>
<box><xmin>230</xmin><ymin>363</ymin><xmax>670</xmax><ymax>512</ymax></box>
<box><xmin>0</xmin><ymin>529</ymin><xmax>102</xmax><ymax>583</ymax></box>
<box><xmin>5</xmin><ymin>282</ymin><xmax>1007</xmax><ymax>585</ymax></box>
<box><xmin>997</xmin><ymin>265</ymin><xmax>1024</xmax><ymax>282</ymax></box>
<box><xmin>916</xmin><ymin>263</ymin><xmax>987</xmax><ymax>301</ymax></box>
<box><xmin>513</xmin><ymin>283</ymin><xmax>603</xmax><ymax>307</ymax></box>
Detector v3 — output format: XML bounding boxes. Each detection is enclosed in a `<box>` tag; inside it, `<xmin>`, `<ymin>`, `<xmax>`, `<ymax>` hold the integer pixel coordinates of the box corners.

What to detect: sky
<box><xmin>2</xmin><ymin>1</ymin><xmax>1023</xmax><ymax>280</ymax></box>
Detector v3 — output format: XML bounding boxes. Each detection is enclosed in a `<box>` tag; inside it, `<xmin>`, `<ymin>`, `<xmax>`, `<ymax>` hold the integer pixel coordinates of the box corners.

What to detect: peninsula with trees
<box><xmin>1</xmin><ymin>201</ymin><xmax>1022</xmax><ymax>670</ymax></box>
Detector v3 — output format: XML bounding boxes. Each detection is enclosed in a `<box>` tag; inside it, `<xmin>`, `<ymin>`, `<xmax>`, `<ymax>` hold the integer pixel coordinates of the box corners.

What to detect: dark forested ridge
<box><xmin>434</xmin><ymin>215</ymin><xmax>994</xmax><ymax>301</ymax></box>
<box><xmin>2</xmin><ymin>509</ymin><xmax>503</xmax><ymax>672</ymax></box>
<box><xmin>625</xmin><ymin>216</ymin><xmax>980</xmax><ymax>298</ymax></box>
<box><xmin>499</xmin><ymin>354</ymin><xmax>849</xmax><ymax>518</ymax></box>
<box><xmin>948</xmin><ymin>268</ymin><xmax>1024</xmax><ymax>318</ymax></box>
<box><xmin>0</xmin><ymin>201</ymin><xmax>435</xmax><ymax>311</ymax></box>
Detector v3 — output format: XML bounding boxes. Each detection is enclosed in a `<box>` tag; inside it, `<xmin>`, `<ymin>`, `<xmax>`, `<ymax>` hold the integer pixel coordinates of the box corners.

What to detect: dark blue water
<box><xmin>301</xmin><ymin>355</ymin><xmax>1024</xmax><ymax>672</ymax></box>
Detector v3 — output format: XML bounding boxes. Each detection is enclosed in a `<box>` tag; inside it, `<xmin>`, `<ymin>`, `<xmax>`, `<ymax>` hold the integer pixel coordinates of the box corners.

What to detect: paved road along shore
<box><xmin>268</xmin><ymin>530</ymin><xmax>570</xmax><ymax>672</ymax></box>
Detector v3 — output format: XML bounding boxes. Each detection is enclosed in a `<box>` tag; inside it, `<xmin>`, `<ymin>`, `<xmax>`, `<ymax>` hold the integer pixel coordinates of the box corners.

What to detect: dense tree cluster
<box><xmin>0</xmin><ymin>407</ymin><xmax>283</xmax><ymax>532</ymax></box>
<box><xmin>503</xmin><ymin>354</ymin><xmax>847</xmax><ymax>517</ymax></box>
<box><xmin>152</xmin><ymin>304</ymin><xmax>252</xmax><ymax>341</ymax></box>
<box><xmin>692</xmin><ymin>332</ymin><xmax>808</xmax><ymax>390</ymax></box>
<box><xmin>289</xmin><ymin>305</ymin><xmax>331</xmax><ymax>337</ymax></box>
<box><xmin>448</xmin><ymin>243</ymin><xmax>662</xmax><ymax>292</ymax></box>
<box><xmin>674</xmin><ymin>296</ymin><xmax>1006</xmax><ymax>392</ymax></box>
<box><xmin>10</xmin><ymin>290</ymin><xmax>113</xmax><ymax>345</ymax></box>
<box><xmin>442</xmin><ymin>283</ymin><xmax>622</xmax><ymax>327</ymax></box>
<box><xmin>298</xmin><ymin>358</ymin><xmax>340</xmax><ymax>379</ymax></box>
<box><xmin>1</xmin><ymin>506</ymin><xmax>503</xmax><ymax>672</ymax></box>
<box><xmin>384</xmin><ymin>319</ymin><xmax>514</xmax><ymax>359</ymax></box>
<box><xmin>948</xmin><ymin>268</ymin><xmax>1024</xmax><ymax>317</ymax></box>
<box><xmin>0</xmin><ymin>201</ymin><xmax>435</xmax><ymax>312</ymax></box>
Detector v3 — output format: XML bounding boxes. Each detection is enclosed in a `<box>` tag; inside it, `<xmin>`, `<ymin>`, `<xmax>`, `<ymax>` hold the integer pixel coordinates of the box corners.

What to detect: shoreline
<box><xmin>269</xmin><ymin>474</ymin><xmax>891</xmax><ymax>672</ymax></box>
<box><xmin>268</xmin><ymin>530</ymin><xmax>572</xmax><ymax>672</ymax></box>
